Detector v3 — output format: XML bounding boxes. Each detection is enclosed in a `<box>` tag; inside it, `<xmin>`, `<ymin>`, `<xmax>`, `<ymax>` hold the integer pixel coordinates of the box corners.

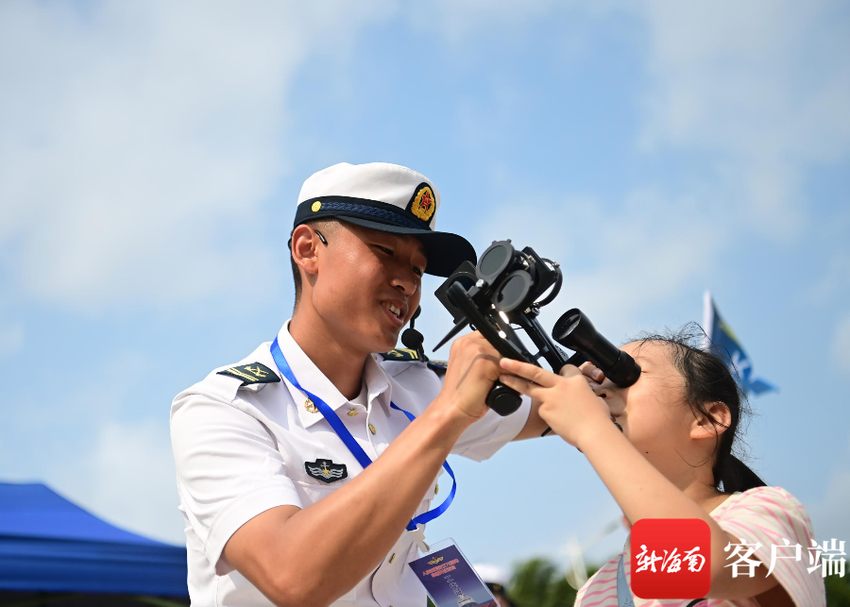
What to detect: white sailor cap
<box><xmin>293</xmin><ymin>162</ymin><xmax>476</xmax><ymax>277</ymax></box>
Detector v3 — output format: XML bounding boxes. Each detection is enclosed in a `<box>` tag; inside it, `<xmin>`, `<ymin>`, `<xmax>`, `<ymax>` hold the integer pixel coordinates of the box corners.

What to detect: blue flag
<box><xmin>703</xmin><ymin>292</ymin><xmax>777</xmax><ymax>395</ymax></box>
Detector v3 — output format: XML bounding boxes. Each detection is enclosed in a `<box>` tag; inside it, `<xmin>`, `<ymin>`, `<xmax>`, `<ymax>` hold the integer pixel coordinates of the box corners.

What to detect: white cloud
<box><xmin>420</xmin><ymin>2</ymin><xmax>850</xmax><ymax>350</ymax></box>
<box><xmin>0</xmin><ymin>1</ymin><xmax>393</xmax><ymax>311</ymax></box>
<box><xmin>813</xmin><ymin>470</ymin><xmax>850</xmax><ymax>542</ymax></box>
<box><xmin>0</xmin><ymin>346</ymin><xmax>188</xmax><ymax>544</ymax></box>
<box><xmin>474</xmin><ymin>188</ymin><xmax>730</xmax><ymax>340</ymax></box>
<box><xmin>46</xmin><ymin>418</ymin><xmax>184</xmax><ymax>544</ymax></box>
<box><xmin>638</xmin><ymin>0</ymin><xmax>850</xmax><ymax>239</ymax></box>
<box><xmin>808</xmin><ymin>431</ymin><xmax>850</xmax><ymax>544</ymax></box>
<box><xmin>830</xmin><ymin>313</ymin><xmax>850</xmax><ymax>375</ymax></box>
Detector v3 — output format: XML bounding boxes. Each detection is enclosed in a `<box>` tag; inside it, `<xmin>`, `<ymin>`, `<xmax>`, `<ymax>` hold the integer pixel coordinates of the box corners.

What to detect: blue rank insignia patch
<box><xmin>426</xmin><ymin>360</ymin><xmax>448</xmax><ymax>376</ymax></box>
<box><xmin>380</xmin><ymin>348</ymin><xmax>423</xmax><ymax>361</ymax></box>
<box><xmin>305</xmin><ymin>459</ymin><xmax>348</xmax><ymax>484</ymax></box>
<box><xmin>216</xmin><ymin>362</ymin><xmax>280</xmax><ymax>386</ymax></box>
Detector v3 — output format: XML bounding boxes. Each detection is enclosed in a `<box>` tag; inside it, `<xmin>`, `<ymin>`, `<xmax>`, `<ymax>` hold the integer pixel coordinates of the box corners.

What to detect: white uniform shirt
<box><xmin>170</xmin><ymin>321</ymin><xmax>531</xmax><ymax>606</ymax></box>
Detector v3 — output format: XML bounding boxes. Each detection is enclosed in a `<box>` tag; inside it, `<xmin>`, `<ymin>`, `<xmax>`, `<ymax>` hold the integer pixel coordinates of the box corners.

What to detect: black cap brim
<box><xmin>334</xmin><ymin>216</ymin><xmax>476</xmax><ymax>277</ymax></box>
<box><xmin>293</xmin><ymin>195</ymin><xmax>476</xmax><ymax>277</ymax></box>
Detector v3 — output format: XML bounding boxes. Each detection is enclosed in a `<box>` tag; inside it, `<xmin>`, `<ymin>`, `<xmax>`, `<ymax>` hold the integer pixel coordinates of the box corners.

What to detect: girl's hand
<box><xmin>582</xmin><ymin>362</ymin><xmax>606</xmax><ymax>388</ymax></box>
<box><xmin>499</xmin><ymin>358</ymin><xmax>614</xmax><ymax>450</ymax></box>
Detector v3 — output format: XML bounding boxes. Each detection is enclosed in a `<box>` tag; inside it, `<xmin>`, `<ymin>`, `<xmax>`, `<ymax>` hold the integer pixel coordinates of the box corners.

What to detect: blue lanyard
<box><xmin>270</xmin><ymin>337</ymin><xmax>457</xmax><ymax>531</ymax></box>
<box><xmin>616</xmin><ymin>554</ymin><xmax>636</xmax><ymax>607</ymax></box>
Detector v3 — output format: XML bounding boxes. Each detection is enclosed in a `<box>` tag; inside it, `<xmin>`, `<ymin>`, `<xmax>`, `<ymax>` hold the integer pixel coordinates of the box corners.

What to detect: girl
<box><xmin>499</xmin><ymin>330</ymin><xmax>825</xmax><ymax>607</ymax></box>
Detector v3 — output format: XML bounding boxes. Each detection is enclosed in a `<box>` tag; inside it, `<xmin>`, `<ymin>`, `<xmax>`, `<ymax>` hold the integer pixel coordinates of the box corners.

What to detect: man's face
<box><xmin>308</xmin><ymin>222</ymin><xmax>427</xmax><ymax>355</ymax></box>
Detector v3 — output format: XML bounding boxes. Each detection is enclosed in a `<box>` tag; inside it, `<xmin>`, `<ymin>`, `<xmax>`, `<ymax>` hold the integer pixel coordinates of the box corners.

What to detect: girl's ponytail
<box><xmin>714</xmin><ymin>454</ymin><xmax>766</xmax><ymax>494</ymax></box>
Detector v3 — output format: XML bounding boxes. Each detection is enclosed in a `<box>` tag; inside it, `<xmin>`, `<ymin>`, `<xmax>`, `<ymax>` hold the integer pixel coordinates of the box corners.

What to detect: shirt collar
<box><xmin>276</xmin><ymin>320</ymin><xmax>392</xmax><ymax>428</ymax></box>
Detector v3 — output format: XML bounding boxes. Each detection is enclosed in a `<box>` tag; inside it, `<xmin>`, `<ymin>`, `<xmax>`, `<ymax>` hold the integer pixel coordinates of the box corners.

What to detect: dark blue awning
<box><xmin>0</xmin><ymin>482</ymin><xmax>187</xmax><ymax>596</ymax></box>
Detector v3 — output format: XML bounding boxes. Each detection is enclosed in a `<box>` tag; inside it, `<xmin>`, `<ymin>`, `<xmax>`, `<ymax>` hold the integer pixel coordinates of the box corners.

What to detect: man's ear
<box><xmin>690</xmin><ymin>401</ymin><xmax>732</xmax><ymax>440</ymax></box>
<box><xmin>291</xmin><ymin>224</ymin><xmax>322</xmax><ymax>278</ymax></box>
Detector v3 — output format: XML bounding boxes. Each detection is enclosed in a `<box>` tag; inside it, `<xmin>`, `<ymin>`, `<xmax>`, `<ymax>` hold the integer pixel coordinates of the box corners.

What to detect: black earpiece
<box><xmin>288</xmin><ymin>228</ymin><xmax>328</xmax><ymax>251</ymax></box>
<box><xmin>401</xmin><ymin>306</ymin><xmax>425</xmax><ymax>360</ymax></box>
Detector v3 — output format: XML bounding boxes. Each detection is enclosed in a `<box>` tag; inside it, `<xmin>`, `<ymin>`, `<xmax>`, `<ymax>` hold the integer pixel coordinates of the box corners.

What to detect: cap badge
<box><xmin>409</xmin><ymin>184</ymin><xmax>436</xmax><ymax>223</ymax></box>
<box><xmin>311</xmin><ymin>201</ymin><xmax>322</xmax><ymax>212</ymax></box>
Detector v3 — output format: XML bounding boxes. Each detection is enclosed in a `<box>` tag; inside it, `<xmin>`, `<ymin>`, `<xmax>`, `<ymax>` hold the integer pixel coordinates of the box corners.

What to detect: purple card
<box><xmin>408</xmin><ymin>542</ymin><xmax>497</xmax><ymax>607</ymax></box>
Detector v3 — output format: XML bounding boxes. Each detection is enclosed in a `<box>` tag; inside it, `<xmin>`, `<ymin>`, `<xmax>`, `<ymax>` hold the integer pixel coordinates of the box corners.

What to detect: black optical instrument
<box><xmin>434</xmin><ymin>240</ymin><xmax>641</xmax><ymax>417</ymax></box>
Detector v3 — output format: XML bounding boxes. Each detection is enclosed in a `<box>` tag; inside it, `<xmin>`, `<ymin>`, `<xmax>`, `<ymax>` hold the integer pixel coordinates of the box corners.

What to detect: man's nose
<box><xmin>391</xmin><ymin>271</ymin><xmax>418</xmax><ymax>296</ymax></box>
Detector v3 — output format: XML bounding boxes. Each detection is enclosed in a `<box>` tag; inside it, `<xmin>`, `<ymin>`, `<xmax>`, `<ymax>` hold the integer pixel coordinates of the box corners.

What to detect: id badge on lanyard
<box><xmin>408</xmin><ymin>539</ymin><xmax>497</xmax><ymax>607</ymax></box>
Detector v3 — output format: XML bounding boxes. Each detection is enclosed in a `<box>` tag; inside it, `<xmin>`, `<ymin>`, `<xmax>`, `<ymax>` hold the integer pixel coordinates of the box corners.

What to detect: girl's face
<box><xmin>596</xmin><ymin>341</ymin><xmax>699</xmax><ymax>474</ymax></box>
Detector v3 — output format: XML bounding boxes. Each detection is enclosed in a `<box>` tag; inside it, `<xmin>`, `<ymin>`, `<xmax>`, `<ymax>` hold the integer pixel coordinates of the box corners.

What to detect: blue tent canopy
<box><xmin>0</xmin><ymin>482</ymin><xmax>188</xmax><ymax>597</ymax></box>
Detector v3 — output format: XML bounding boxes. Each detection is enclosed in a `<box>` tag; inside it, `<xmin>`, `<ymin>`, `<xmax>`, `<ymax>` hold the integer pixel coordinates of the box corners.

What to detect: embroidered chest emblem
<box><xmin>304</xmin><ymin>459</ymin><xmax>348</xmax><ymax>484</ymax></box>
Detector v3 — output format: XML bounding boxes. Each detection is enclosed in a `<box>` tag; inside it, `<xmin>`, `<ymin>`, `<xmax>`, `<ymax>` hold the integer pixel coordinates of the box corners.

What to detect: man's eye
<box><xmin>413</xmin><ymin>266</ymin><xmax>423</xmax><ymax>277</ymax></box>
<box><xmin>376</xmin><ymin>246</ymin><xmax>394</xmax><ymax>256</ymax></box>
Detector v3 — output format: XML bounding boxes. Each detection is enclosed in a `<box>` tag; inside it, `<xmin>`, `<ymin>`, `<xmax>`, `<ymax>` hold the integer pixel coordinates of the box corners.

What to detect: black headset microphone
<box><xmin>401</xmin><ymin>306</ymin><xmax>426</xmax><ymax>360</ymax></box>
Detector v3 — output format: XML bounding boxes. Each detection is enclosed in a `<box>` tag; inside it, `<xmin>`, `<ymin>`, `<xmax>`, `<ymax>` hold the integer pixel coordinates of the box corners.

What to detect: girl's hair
<box><xmin>634</xmin><ymin>325</ymin><xmax>766</xmax><ymax>494</ymax></box>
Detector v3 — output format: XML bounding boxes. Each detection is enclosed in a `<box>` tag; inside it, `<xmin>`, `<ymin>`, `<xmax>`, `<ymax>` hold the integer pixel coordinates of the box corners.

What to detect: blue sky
<box><xmin>1</xmin><ymin>0</ymin><xmax>849</xmax><ymax>578</ymax></box>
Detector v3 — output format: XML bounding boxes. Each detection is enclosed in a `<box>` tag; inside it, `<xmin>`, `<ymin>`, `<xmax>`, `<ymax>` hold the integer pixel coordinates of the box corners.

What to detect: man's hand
<box><xmin>436</xmin><ymin>331</ymin><xmax>503</xmax><ymax>421</ymax></box>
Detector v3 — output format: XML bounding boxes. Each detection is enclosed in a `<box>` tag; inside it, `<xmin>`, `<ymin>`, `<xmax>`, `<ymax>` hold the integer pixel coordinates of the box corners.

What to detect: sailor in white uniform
<box><xmin>170</xmin><ymin>162</ymin><xmax>549</xmax><ymax>606</ymax></box>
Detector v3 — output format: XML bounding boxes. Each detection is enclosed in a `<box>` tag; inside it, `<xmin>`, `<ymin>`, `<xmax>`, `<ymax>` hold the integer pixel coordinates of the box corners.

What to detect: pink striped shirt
<box><xmin>573</xmin><ymin>486</ymin><xmax>826</xmax><ymax>607</ymax></box>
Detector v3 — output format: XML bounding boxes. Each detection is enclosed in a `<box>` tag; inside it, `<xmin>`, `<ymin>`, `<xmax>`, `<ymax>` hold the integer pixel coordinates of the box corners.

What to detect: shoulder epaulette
<box><xmin>426</xmin><ymin>360</ymin><xmax>448</xmax><ymax>376</ymax></box>
<box><xmin>379</xmin><ymin>348</ymin><xmax>426</xmax><ymax>362</ymax></box>
<box><xmin>216</xmin><ymin>362</ymin><xmax>280</xmax><ymax>386</ymax></box>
